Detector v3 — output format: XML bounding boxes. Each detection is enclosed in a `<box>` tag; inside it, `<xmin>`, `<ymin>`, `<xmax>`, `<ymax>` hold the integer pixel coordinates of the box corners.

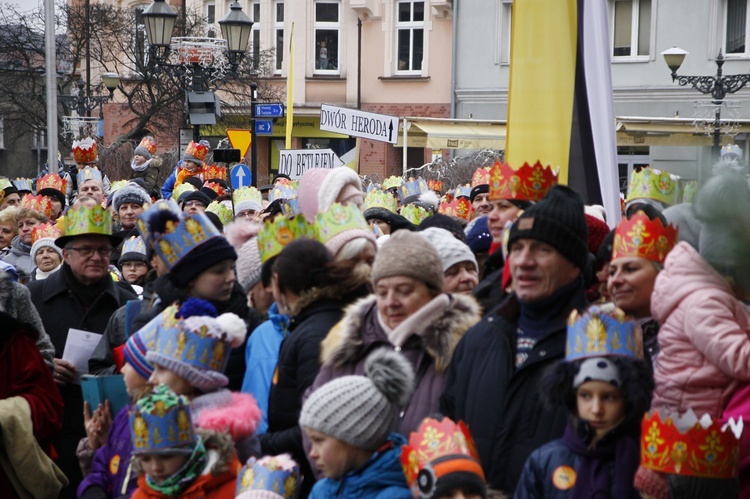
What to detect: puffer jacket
<box><xmin>651</xmin><ymin>241</ymin><xmax>750</xmax><ymax>417</ymax></box>
<box><xmin>2</xmin><ymin>236</ymin><xmax>33</xmax><ymax>280</ymax></box>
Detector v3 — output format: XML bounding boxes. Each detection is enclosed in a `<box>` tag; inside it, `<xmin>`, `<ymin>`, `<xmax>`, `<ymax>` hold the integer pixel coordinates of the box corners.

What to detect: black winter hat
<box><xmin>507</xmin><ymin>185</ymin><xmax>588</xmax><ymax>270</ymax></box>
<box><xmin>170</xmin><ymin>235</ymin><xmax>237</xmax><ymax>287</ymax></box>
<box><xmin>419</xmin><ymin>213</ymin><xmax>468</xmax><ymax>244</ymax></box>
<box><xmin>180</xmin><ymin>190</ymin><xmax>212</xmax><ymax>209</ymax></box>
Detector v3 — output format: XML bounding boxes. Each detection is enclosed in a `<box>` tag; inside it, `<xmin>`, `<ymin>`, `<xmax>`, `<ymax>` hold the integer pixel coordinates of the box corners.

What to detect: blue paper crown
<box><xmin>566</xmin><ymin>306</ymin><xmax>644</xmax><ymax>362</ymax></box>
<box><xmin>398</xmin><ymin>178</ymin><xmax>428</xmax><ymax>201</ymax></box>
<box><xmin>152</xmin><ymin>312</ymin><xmax>233</xmax><ymax>375</ymax></box>
<box><xmin>76</xmin><ymin>166</ymin><xmax>103</xmax><ymax>187</ymax></box>
<box><xmin>454</xmin><ymin>184</ymin><xmax>472</xmax><ymax>199</ymax></box>
<box><xmin>268</xmin><ymin>185</ymin><xmax>297</xmax><ymax>203</ymax></box>
<box><xmin>236</xmin><ymin>455</ymin><xmax>302</xmax><ymax>499</ymax></box>
<box><xmin>13</xmin><ymin>178</ymin><xmax>33</xmax><ymax>192</ymax></box>
<box><xmin>121</xmin><ymin>235</ymin><xmax>147</xmax><ymax>257</ymax></box>
<box><xmin>129</xmin><ymin>384</ymin><xmax>195</xmax><ymax>454</ymax></box>
<box><xmin>281</xmin><ymin>198</ymin><xmax>301</xmax><ymax>217</ymax></box>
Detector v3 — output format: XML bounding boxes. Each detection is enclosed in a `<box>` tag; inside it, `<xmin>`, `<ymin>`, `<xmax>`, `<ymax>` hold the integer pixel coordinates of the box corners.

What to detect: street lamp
<box><xmin>141</xmin><ymin>0</ymin><xmax>178</xmax><ymax>61</ymax></box>
<box><xmin>661</xmin><ymin>46</ymin><xmax>750</xmax><ymax>153</ymax></box>
<box><xmin>220</xmin><ymin>1</ymin><xmax>254</xmax><ymax>68</ymax></box>
<box><xmin>59</xmin><ymin>73</ymin><xmax>121</xmax><ymax>117</ymax></box>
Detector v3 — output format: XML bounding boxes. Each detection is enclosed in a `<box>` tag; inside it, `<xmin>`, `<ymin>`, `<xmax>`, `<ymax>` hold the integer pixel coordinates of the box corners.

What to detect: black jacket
<box><xmin>471</xmin><ymin>249</ymin><xmax>507</xmax><ymax>315</ymax></box>
<box><xmin>440</xmin><ymin>285</ymin><xmax>588</xmax><ymax>494</ymax></box>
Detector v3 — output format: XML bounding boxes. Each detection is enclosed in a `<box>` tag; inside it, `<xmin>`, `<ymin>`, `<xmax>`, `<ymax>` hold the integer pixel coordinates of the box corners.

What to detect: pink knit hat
<box><xmin>298</xmin><ymin>167</ymin><xmax>363</xmax><ymax>219</ymax></box>
<box><xmin>298</xmin><ymin>168</ymin><xmax>332</xmax><ymax>219</ymax></box>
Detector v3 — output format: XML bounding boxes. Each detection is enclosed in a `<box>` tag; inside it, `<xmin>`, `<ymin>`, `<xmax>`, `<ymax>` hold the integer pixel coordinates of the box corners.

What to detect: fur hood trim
<box><xmin>0</xmin><ymin>270</ymin><xmax>11</xmax><ymax>312</ymax></box>
<box><xmin>290</xmin><ymin>261</ymin><xmax>372</xmax><ymax>316</ymax></box>
<box><xmin>194</xmin><ymin>392</ymin><xmax>261</xmax><ymax>442</ymax></box>
<box><xmin>321</xmin><ymin>293</ymin><xmax>481</xmax><ymax>373</ymax></box>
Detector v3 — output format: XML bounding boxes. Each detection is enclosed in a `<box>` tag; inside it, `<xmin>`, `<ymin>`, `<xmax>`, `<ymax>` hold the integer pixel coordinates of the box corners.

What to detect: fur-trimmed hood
<box><xmin>321</xmin><ymin>293</ymin><xmax>481</xmax><ymax>373</ymax></box>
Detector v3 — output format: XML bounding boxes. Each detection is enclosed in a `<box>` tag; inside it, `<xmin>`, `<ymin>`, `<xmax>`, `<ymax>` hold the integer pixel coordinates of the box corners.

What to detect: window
<box><xmin>251</xmin><ymin>0</ymin><xmax>260</xmax><ymax>70</ymax></box>
<box><xmin>726</xmin><ymin>0</ymin><xmax>749</xmax><ymax>54</ymax></box>
<box><xmin>206</xmin><ymin>2</ymin><xmax>216</xmax><ymax>38</ymax></box>
<box><xmin>32</xmin><ymin>127</ymin><xmax>46</xmax><ymax>150</ymax></box>
<box><xmin>612</xmin><ymin>0</ymin><xmax>651</xmax><ymax>58</ymax></box>
<box><xmin>497</xmin><ymin>0</ymin><xmax>512</xmax><ymax>65</ymax></box>
<box><xmin>275</xmin><ymin>1</ymin><xmax>284</xmax><ymax>73</ymax></box>
<box><xmin>314</xmin><ymin>1</ymin><xmax>340</xmax><ymax>73</ymax></box>
<box><xmin>396</xmin><ymin>0</ymin><xmax>424</xmax><ymax>73</ymax></box>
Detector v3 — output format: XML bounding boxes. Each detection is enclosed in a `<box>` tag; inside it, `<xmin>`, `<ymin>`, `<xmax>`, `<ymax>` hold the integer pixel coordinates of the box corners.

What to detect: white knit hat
<box><xmin>224</xmin><ymin>220</ymin><xmax>263</xmax><ymax>292</ymax></box>
<box><xmin>31</xmin><ymin>237</ymin><xmax>63</xmax><ymax>262</ymax></box>
<box><xmin>419</xmin><ymin>227</ymin><xmax>478</xmax><ymax>273</ymax></box>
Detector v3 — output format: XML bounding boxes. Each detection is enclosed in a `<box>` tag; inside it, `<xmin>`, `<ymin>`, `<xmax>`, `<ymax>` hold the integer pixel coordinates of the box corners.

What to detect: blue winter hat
<box><xmin>466</xmin><ymin>216</ymin><xmax>492</xmax><ymax>254</ymax></box>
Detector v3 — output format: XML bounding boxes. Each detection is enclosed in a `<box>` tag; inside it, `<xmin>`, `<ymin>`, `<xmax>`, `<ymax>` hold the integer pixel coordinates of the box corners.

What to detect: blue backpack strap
<box><xmin>124</xmin><ymin>299</ymin><xmax>144</xmax><ymax>338</ymax></box>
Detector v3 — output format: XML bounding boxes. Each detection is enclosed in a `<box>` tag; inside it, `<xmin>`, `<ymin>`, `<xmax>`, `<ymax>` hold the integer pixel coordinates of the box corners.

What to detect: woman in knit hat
<box><xmin>304</xmin><ymin>229</ymin><xmax>481</xmax><ymax>478</ymax></box>
<box><xmin>301</xmin><ymin>348</ymin><xmax>414</xmax><ymax>498</ymax></box>
<box><xmin>29</xmin><ymin>223</ymin><xmax>63</xmax><ymax>282</ymax></box>
<box><xmin>129</xmin><ymin>136</ymin><xmax>161</xmax><ymax>193</ymax></box>
<box><xmin>298</xmin><ymin>167</ymin><xmax>365</xmax><ymax>219</ymax></box>
<box><xmin>419</xmin><ymin>227</ymin><xmax>479</xmax><ymax>295</ymax></box>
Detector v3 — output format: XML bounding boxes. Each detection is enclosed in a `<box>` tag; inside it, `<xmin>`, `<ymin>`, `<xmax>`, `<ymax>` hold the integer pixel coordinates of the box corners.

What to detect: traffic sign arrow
<box><xmin>255</xmin><ymin>120</ymin><xmax>273</xmax><ymax>135</ymax></box>
<box><xmin>255</xmin><ymin>103</ymin><xmax>285</xmax><ymax>118</ymax></box>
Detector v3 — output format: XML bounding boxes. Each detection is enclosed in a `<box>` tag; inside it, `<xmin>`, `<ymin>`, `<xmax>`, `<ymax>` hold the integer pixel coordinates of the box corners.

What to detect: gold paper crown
<box><xmin>20</xmin><ymin>195</ymin><xmax>53</xmax><ymax>218</ymax></box>
<box><xmin>206</xmin><ymin>200</ymin><xmax>234</xmax><ymax>226</ymax></box>
<box><xmin>63</xmin><ymin>205</ymin><xmax>113</xmax><ymax>239</ymax></box>
<box><xmin>626</xmin><ymin>167</ymin><xmax>680</xmax><ymax>206</ymax></box>
<box><xmin>641</xmin><ymin>409</ymin><xmax>743</xmax><ymax>479</ymax></box>
<box><xmin>0</xmin><ymin>178</ymin><xmax>12</xmax><ymax>190</ymax></box>
<box><xmin>257</xmin><ymin>214</ymin><xmax>314</xmax><ymax>263</ymax></box>
<box><xmin>489</xmin><ymin>160</ymin><xmax>559</xmax><ymax>201</ymax></box>
<box><xmin>72</xmin><ymin>137</ymin><xmax>98</xmax><ymax>164</ymax></box>
<box><xmin>427</xmin><ymin>179</ymin><xmax>443</xmax><ymax>193</ymax></box>
<box><xmin>37</xmin><ymin>173</ymin><xmax>67</xmax><ymax>194</ymax></box>
<box><xmin>314</xmin><ymin>203</ymin><xmax>371</xmax><ymax>246</ymax></box>
<box><xmin>565</xmin><ymin>306</ymin><xmax>644</xmax><ymax>361</ymax></box>
<box><xmin>612</xmin><ymin>210</ymin><xmax>679</xmax><ymax>264</ymax></box>
<box><xmin>438</xmin><ymin>197</ymin><xmax>473</xmax><ymax>221</ymax></box>
<box><xmin>138</xmin><ymin>136</ymin><xmax>157</xmax><ymax>155</ymax></box>
<box><xmin>364</xmin><ymin>189</ymin><xmax>398</xmax><ymax>213</ymax></box>
<box><xmin>471</xmin><ymin>167</ymin><xmax>491</xmax><ymax>188</ymax></box>
<box><xmin>171</xmin><ymin>182</ymin><xmax>197</xmax><ymax>201</ymax></box>
<box><xmin>382</xmin><ymin>175</ymin><xmax>404</xmax><ymax>190</ymax></box>
<box><xmin>183</xmin><ymin>141</ymin><xmax>209</xmax><ymax>163</ymax></box>
<box><xmin>202</xmin><ymin>181</ymin><xmax>227</xmax><ymax>198</ymax></box>
<box><xmin>400</xmin><ymin>203</ymin><xmax>430</xmax><ymax>225</ymax></box>
<box><xmin>31</xmin><ymin>223</ymin><xmax>61</xmax><ymax>244</ymax></box>
<box><xmin>204</xmin><ymin>164</ymin><xmax>227</xmax><ymax>181</ymax></box>
<box><xmin>232</xmin><ymin>186</ymin><xmax>263</xmax><ymax>206</ymax></box>
<box><xmin>109</xmin><ymin>180</ymin><xmax>129</xmax><ymax>193</ymax></box>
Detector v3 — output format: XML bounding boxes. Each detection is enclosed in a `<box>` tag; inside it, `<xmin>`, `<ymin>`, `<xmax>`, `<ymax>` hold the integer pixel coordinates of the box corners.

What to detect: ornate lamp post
<box><xmin>59</xmin><ymin>73</ymin><xmax>121</xmax><ymax>118</ymax></box>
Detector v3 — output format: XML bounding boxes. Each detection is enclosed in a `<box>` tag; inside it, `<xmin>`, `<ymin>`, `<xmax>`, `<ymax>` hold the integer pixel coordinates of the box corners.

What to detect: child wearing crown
<box><xmin>130</xmin><ymin>136</ymin><xmax>161</xmax><ymax>194</ymax></box>
<box><xmin>129</xmin><ymin>385</ymin><xmax>241</xmax><ymax>499</ymax></box>
<box><xmin>162</xmin><ymin>141</ymin><xmax>210</xmax><ymax>199</ymax></box>
<box><xmin>514</xmin><ymin>306</ymin><xmax>653</xmax><ymax>499</ymax></box>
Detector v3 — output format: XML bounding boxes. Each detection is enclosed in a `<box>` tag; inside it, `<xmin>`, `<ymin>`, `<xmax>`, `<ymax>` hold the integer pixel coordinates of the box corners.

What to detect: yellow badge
<box><xmin>552</xmin><ymin>465</ymin><xmax>576</xmax><ymax>490</ymax></box>
<box><xmin>109</xmin><ymin>455</ymin><xmax>120</xmax><ymax>475</ymax></box>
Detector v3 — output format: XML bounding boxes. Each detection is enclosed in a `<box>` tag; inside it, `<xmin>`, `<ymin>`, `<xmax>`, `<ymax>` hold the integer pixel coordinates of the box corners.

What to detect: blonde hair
<box><xmin>0</xmin><ymin>206</ymin><xmax>19</xmax><ymax>227</ymax></box>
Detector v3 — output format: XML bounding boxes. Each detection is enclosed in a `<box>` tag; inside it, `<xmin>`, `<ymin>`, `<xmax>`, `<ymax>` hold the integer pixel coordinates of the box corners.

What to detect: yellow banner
<box><xmin>505</xmin><ymin>0</ymin><xmax>577</xmax><ymax>183</ymax></box>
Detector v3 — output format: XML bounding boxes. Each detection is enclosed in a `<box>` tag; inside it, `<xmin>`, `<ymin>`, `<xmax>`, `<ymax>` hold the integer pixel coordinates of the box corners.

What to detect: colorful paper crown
<box><xmin>232</xmin><ymin>186</ymin><xmax>263</xmax><ymax>211</ymax></box>
<box><xmin>398</xmin><ymin>177</ymin><xmax>429</xmax><ymax>201</ymax></box>
<box><xmin>427</xmin><ymin>180</ymin><xmax>443</xmax><ymax>193</ymax></box>
<box><xmin>489</xmin><ymin>160</ymin><xmax>559</xmax><ymax>202</ymax></box>
<box><xmin>77</xmin><ymin>166</ymin><xmax>103</xmax><ymax>187</ymax></box>
<box><xmin>565</xmin><ymin>306</ymin><xmax>643</xmax><ymax>362</ymax></box>
<box><xmin>109</xmin><ymin>180</ymin><xmax>129</xmax><ymax>193</ymax></box>
<box><xmin>121</xmin><ymin>235</ymin><xmax>147</xmax><ymax>257</ymax></box>
<box><xmin>20</xmin><ymin>195</ymin><xmax>53</xmax><ymax>218</ymax></box>
<box><xmin>682</xmin><ymin>180</ymin><xmax>698</xmax><ymax>204</ymax></box>
<box><xmin>207</xmin><ymin>200</ymin><xmax>234</xmax><ymax>226</ymax></box>
<box><xmin>257</xmin><ymin>214</ymin><xmax>314</xmax><ymax>263</ymax></box>
<box><xmin>13</xmin><ymin>178</ymin><xmax>33</xmax><ymax>193</ymax></box>
<box><xmin>0</xmin><ymin>178</ymin><xmax>12</xmax><ymax>191</ymax></box>
<box><xmin>364</xmin><ymin>189</ymin><xmax>398</xmax><ymax>213</ymax></box>
<box><xmin>63</xmin><ymin>204</ymin><xmax>113</xmax><ymax>240</ymax></box>
<box><xmin>204</xmin><ymin>164</ymin><xmax>227</xmax><ymax>181</ymax></box>
<box><xmin>626</xmin><ymin>167</ymin><xmax>681</xmax><ymax>206</ymax></box>
<box><xmin>454</xmin><ymin>184</ymin><xmax>472</xmax><ymax>199</ymax></box>
<box><xmin>138</xmin><ymin>136</ymin><xmax>157</xmax><ymax>156</ymax></box>
<box><xmin>37</xmin><ymin>173</ymin><xmax>67</xmax><ymax>194</ymax></box>
<box><xmin>641</xmin><ymin>409</ymin><xmax>743</xmax><ymax>479</ymax></box>
<box><xmin>382</xmin><ymin>175</ymin><xmax>404</xmax><ymax>191</ymax></box>
<box><xmin>171</xmin><ymin>182</ymin><xmax>197</xmax><ymax>201</ymax></box>
<box><xmin>314</xmin><ymin>203</ymin><xmax>370</xmax><ymax>245</ymax></box>
<box><xmin>268</xmin><ymin>184</ymin><xmax>298</xmax><ymax>203</ymax></box>
<box><xmin>183</xmin><ymin>140</ymin><xmax>209</xmax><ymax>163</ymax></box>
<box><xmin>203</xmin><ymin>181</ymin><xmax>227</xmax><ymax>198</ymax></box>
<box><xmin>281</xmin><ymin>198</ymin><xmax>301</xmax><ymax>217</ymax></box>
<box><xmin>31</xmin><ymin>223</ymin><xmax>61</xmax><ymax>244</ymax></box>
<box><xmin>235</xmin><ymin>455</ymin><xmax>302</xmax><ymax>499</ymax></box>
<box><xmin>721</xmin><ymin>143</ymin><xmax>742</xmax><ymax>160</ymax></box>
<box><xmin>612</xmin><ymin>210</ymin><xmax>678</xmax><ymax>264</ymax></box>
<box><xmin>72</xmin><ymin>137</ymin><xmax>98</xmax><ymax>164</ymax></box>
<box><xmin>130</xmin><ymin>384</ymin><xmax>196</xmax><ymax>454</ymax></box>
<box><xmin>438</xmin><ymin>197</ymin><xmax>473</xmax><ymax>221</ymax></box>
<box><xmin>401</xmin><ymin>417</ymin><xmax>485</xmax><ymax>498</ymax></box>
<box><xmin>400</xmin><ymin>203</ymin><xmax>430</xmax><ymax>225</ymax></box>
<box><xmin>471</xmin><ymin>167</ymin><xmax>491</xmax><ymax>188</ymax></box>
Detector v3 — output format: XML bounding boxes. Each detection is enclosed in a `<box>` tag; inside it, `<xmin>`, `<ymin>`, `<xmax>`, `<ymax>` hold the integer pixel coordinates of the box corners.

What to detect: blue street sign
<box><xmin>230</xmin><ymin>163</ymin><xmax>252</xmax><ymax>189</ymax></box>
<box><xmin>255</xmin><ymin>120</ymin><xmax>273</xmax><ymax>135</ymax></box>
<box><xmin>255</xmin><ymin>103</ymin><xmax>285</xmax><ymax>118</ymax></box>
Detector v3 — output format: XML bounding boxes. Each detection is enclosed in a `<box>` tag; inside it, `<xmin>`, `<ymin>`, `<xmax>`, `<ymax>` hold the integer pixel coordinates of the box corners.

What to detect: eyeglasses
<box><xmin>184</xmin><ymin>201</ymin><xmax>206</xmax><ymax>208</ymax></box>
<box><xmin>236</xmin><ymin>210</ymin><xmax>258</xmax><ymax>219</ymax></box>
<box><xmin>67</xmin><ymin>246</ymin><xmax>114</xmax><ymax>258</ymax></box>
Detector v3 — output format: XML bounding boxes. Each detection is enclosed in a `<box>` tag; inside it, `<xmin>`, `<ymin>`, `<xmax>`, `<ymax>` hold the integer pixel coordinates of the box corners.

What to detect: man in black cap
<box><xmin>178</xmin><ymin>190</ymin><xmax>211</xmax><ymax>215</ymax></box>
<box><xmin>440</xmin><ymin>185</ymin><xmax>590</xmax><ymax>495</ymax></box>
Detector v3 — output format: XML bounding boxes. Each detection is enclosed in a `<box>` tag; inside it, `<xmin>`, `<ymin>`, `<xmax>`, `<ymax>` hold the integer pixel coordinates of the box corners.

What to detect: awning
<box><xmin>397</xmin><ymin>118</ymin><xmax>506</xmax><ymax>149</ymax></box>
<box><xmin>616</xmin><ymin>117</ymin><xmax>750</xmax><ymax>146</ymax></box>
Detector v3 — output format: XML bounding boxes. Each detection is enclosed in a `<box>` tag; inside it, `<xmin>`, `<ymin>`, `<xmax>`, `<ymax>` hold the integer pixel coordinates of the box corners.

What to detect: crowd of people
<box><xmin>1</xmin><ymin>137</ymin><xmax>750</xmax><ymax>499</ymax></box>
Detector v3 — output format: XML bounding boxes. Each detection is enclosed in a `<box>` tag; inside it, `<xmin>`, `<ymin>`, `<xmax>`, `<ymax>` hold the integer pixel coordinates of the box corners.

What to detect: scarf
<box><xmin>145</xmin><ymin>437</ymin><xmax>207</xmax><ymax>497</ymax></box>
<box><xmin>563</xmin><ymin>421</ymin><xmax>640</xmax><ymax>499</ymax></box>
<box><xmin>377</xmin><ymin>293</ymin><xmax>451</xmax><ymax>348</ymax></box>
<box><xmin>62</xmin><ymin>263</ymin><xmax>110</xmax><ymax>309</ymax></box>
<box><xmin>34</xmin><ymin>265</ymin><xmax>61</xmax><ymax>281</ymax></box>
<box><xmin>518</xmin><ymin>277</ymin><xmax>583</xmax><ymax>340</ymax></box>
<box><xmin>131</xmin><ymin>158</ymin><xmax>152</xmax><ymax>172</ymax></box>
<box><xmin>175</xmin><ymin>167</ymin><xmax>203</xmax><ymax>187</ymax></box>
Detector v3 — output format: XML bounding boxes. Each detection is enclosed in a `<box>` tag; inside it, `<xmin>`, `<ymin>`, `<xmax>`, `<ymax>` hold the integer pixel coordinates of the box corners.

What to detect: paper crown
<box><xmin>682</xmin><ymin>180</ymin><xmax>698</xmax><ymax>204</ymax></box>
<box><xmin>31</xmin><ymin>223</ymin><xmax>61</xmax><ymax>244</ymax></box>
<box><xmin>314</xmin><ymin>203</ymin><xmax>370</xmax><ymax>245</ymax></box>
<box><xmin>626</xmin><ymin>167</ymin><xmax>681</xmax><ymax>206</ymax></box>
<box><xmin>77</xmin><ymin>166</ymin><xmax>103</xmax><ymax>187</ymax></box>
<box><xmin>398</xmin><ymin>177</ymin><xmax>429</xmax><ymax>201</ymax></box>
<box><xmin>206</xmin><ymin>200</ymin><xmax>234</xmax><ymax>226</ymax></box>
<box><xmin>382</xmin><ymin>175</ymin><xmax>404</xmax><ymax>191</ymax></box>
<box><xmin>454</xmin><ymin>184</ymin><xmax>472</xmax><ymax>199</ymax></box>
<box><xmin>72</xmin><ymin>137</ymin><xmax>98</xmax><ymax>164</ymax></box>
<box><xmin>281</xmin><ymin>198</ymin><xmax>301</xmax><ymax>217</ymax></box>
<box><xmin>721</xmin><ymin>143</ymin><xmax>742</xmax><ymax>159</ymax></box>
<box><xmin>137</xmin><ymin>200</ymin><xmax>221</xmax><ymax>268</ymax></box>
<box><xmin>202</xmin><ymin>181</ymin><xmax>227</xmax><ymax>198</ymax></box>
<box><xmin>232</xmin><ymin>187</ymin><xmax>263</xmax><ymax>209</ymax></box>
<box><xmin>109</xmin><ymin>180</ymin><xmax>129</xmax><ymax>193</ymax></box>
<box><xmin>257</xmin><ymin>214</ymin><xmax>314</xmax><ymax>263</ymax></box>
<box><xmin>13</xmin><ymin>178</ymin><xmax>33</xmax><ymax>193</ymax></box>
<box><xmin>171</xmin><ymin>182</ymin><xmax>197</xmax><ymax>201</ymax></box>
<box><xmin>401</xmin><ymin>417</ymin><xmax>485</xmax><ymax>498</ymax></box>
<box><xmin>183</xmin><ymin>140</ymin><xmax>209</xmax><ymax>163</ymax></box>
<box><xmin>20</xmin><ymin>195</ymin><xmax>53</xmax><ymax>218</ymax></box>
<box><xmin>471</xmin><ymin>167</ymin><xmax>491</xmax><ymax>188</ymax></box>
<box><xmin>364</xmin><ymin>189</ymin><xmax>398</xmax><ymax>213</ymax></box>
<box><xmin>63</xmin><ymin>205</ymin><xmax>114</xmax><ymax>240</ymax></box>
<box><xmin>138</xmin><ymin>136</ymin><xmax>157</xmax><ymax>155</ymax></box>
<box><xmin>400</xmin><ymin>203</ymin><xmax>430</xmax><ymax>225</ymax></box>
<box><xmin>489</xmin><ymin>160</ymin><xmax>559</xmax><ymax>202</ymax></box>
<box><xmin>565</xmin><ymin>306</ymin><xmax>644</xmax><ymax>362</ymax></box>
<box><xmin>438</xmin><ymin>197</ymin><xmax>473</xmax><ymax>221</ymax></box>
<box><xmin>641</xmin><ymin>409</ymin><xmax>743</xmax><ymax>479</ymax></box>
<box><xmin>427</xmin><ymin>180</ymin><xmax>443</xmax><ymax>193</ymax></box>
<box><xmin>204</xmin><ymin>164</ymin><xmax>227</xmax><ymax>181</ymax></box>
<box><xmin>235</xmin><ymin>455</ymin><xmax>303</xmax><ymax>499</ymax></box>
<box><xmin>0</xmin><ymin>178</ymin><xmax>12</xmax><ymax>191</ymax></box>
<box><xmin>37</xmin><ymin>173</ymin><xmax>67</xmax><ymax>194</ymax></box>
<box><xmin>612</xmin><ymin>210</ymin><xmax>678</xmax><ymax>264</ymax></box>
<box><xmin>130</xmin><ymin>384</ymin><xmax>196</xmax><ymax>454</ymax></box>
<box><xmin>268</xmin><ymin>184</ymin><xmax>298</xmax><ymax>203</ymax></box>
<box><xmin>121</xmin><ymin>235</ymin><xmax>147</xmax><ymax>257</ymax></box>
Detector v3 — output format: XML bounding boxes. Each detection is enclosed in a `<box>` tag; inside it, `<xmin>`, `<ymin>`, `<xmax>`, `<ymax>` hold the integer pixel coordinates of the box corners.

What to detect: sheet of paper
<box><xmin>62</xmin><ymin>328</ymin><xmax>102</xmax><ymax>379</ymax></box>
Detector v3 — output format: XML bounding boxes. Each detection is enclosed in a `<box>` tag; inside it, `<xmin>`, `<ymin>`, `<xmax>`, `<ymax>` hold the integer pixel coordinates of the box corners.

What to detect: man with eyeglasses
<box><xmin>178</xmin><ymin>190</ymin><xmax>211</xmax><ymax>215</ymax></box>
<box><xmin>27</xmin><ymin>204</ymin><xmax>136</xmax><ymax>498</ymax></box>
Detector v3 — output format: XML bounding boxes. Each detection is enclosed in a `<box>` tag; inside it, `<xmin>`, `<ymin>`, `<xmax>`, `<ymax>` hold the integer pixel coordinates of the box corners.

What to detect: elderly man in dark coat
<box><xmin>440</xmin><ymin>185</ymin><xmax>590</xmax><ymax>495</ymax></box>
<box><xmin>27</xmin><ymin>204</ymin><xmax>136</xmax><ymax>499</ymax></box>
